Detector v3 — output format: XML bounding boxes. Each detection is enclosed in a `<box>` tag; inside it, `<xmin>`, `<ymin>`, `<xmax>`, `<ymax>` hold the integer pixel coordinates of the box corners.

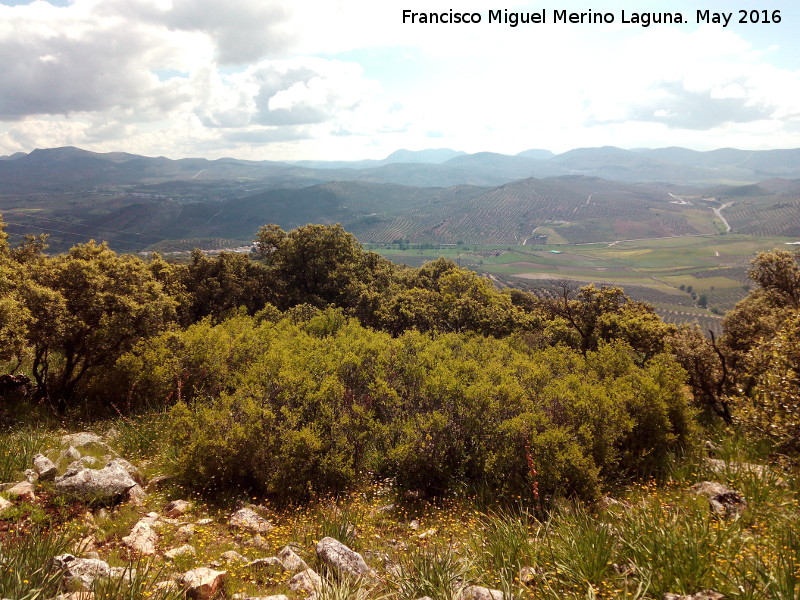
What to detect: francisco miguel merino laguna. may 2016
<box><xmin>401</xmin><ymin>9</ymin><xmax>782</xmax><ymax>27</ymax></box>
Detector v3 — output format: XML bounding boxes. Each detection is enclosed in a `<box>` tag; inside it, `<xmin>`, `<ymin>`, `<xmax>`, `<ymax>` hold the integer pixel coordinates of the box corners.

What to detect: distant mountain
<box><xmin>382</xmin><ymin>148</ymin><xmax>466</xmax><ymax>164</ymax></box>
<box><xmin>2</xmin><ymin>144</ymin><xmax>800</xmax><ymax>251</ymax></box>
<box><xmin>23</xmin><ymin>175</ymin><xmax>720</xmax><ymax>251</ymax></box>
<box><xmin>516</xmin><ymin>149</ymin><xmax>555</xmax><ymax>160</ymax></box>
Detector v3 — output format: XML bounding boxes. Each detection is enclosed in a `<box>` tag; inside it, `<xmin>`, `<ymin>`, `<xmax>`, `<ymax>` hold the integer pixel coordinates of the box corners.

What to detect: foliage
<box><xmin>544</xmin><ymin>282</ymin><xmax>675</xmax><ymax>362</ymax></box>
<box><xmin>116</xmin><ymin>310</ymin><xmax>698</xmax><ymax>503</ymax></box>
<box><xmin>734</xmin><ymin>310</ymin><xmax>800</xmax><ymax>454</ymax></box>
<box><xmin>19</xmin><ymin>241</ymin><xmax>176</xmax><ymax>411</ymax></box>
<box><xmin>0</xmin><ymin>528</ymin><xmax>74</xmax><ymax>600</ymax></box>
<box><xmin>180</xmin><ymin>249</ymin><xmax>270</xmax><ymax>324</ymax></box>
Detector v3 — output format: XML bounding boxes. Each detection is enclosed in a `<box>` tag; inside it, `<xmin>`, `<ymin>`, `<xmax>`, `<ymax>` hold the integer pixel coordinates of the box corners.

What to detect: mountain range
<box><xmin>1</xmin><ymin>145</ymin><xmax>799</xmax><ymax>251</ymax></box>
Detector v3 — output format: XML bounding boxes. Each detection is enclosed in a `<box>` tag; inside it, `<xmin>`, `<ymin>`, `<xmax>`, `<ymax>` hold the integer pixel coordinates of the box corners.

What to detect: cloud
<box><xmin>627</xmin><ymin>81</ymin><xmax>776</xmax><ymax>129</ymax></box>
<box><xmin>162</xmin><ymin>0</ymin><xmax>295</xmax><ymax>65</ymax></box>
<box><xmin>193</xmin><ymin>58</ymin><xmax>379</xmax><ymax>129</ymax></box>
<box><xmin>0</xmin><ymin>0</ymin><xmax>197</xmax><ymax>120</ymax></box>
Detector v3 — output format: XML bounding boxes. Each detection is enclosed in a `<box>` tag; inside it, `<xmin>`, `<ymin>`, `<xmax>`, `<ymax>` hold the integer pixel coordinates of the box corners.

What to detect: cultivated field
<box><xmin>373</xmin><ymin>233</ymin><xmax>797</xmax><ymax>326</ymax></box>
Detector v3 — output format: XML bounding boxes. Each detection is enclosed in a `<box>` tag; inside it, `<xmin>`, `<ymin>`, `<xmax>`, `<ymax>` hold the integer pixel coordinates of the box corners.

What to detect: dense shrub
<box><xmin>117</xmin><ymin>309</ymin><xmax>696</xmax><ymax>502</ymax></box>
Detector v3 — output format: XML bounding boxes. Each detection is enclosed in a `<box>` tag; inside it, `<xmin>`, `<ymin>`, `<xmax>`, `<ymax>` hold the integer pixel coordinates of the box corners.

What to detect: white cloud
<box><xmin>0</xmin><ymin>0</ymin><xmax>798</xmax><ymax>159</ymax></box>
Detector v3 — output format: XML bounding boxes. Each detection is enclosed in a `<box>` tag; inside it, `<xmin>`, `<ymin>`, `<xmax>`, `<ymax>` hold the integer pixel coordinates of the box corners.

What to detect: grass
<box><xmin>1</xmin><ymin>415</ymin><xmax>799</xmax><ymax>600</ymax></box>
<box><xmin>0</xmin><ymin>527</ymin><xmax>74</xmax><ymax>600</ymax></box>
<box><xmin>390</xmin><ymin>543</ymin><xmax>472</xmax><ymax>600</ymax></box>
<box><xmin>0</xmin><ymin>427</ymin><xmax>52</xmax><ymax>482</ymax></box>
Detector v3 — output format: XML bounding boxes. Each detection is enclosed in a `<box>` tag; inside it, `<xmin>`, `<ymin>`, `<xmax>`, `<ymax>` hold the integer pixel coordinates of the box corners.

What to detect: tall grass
<box><xmin>0</xmin><ymin>427</ymin><xmax>51</xmax><ymax>482</ymax></box>
<box><xmin>469</xmin><ymin>509</ymin><xmax>535</xmax><ymax>592</ymax></box>
<box><xmin>391</xmin><ymin>544</ymin><xmax>471</xmax><ymax>600</ymax></box>
<box><xmin>618</xmin><ymin>498</ymin><xmax>742</xmax><ymax>597</ymax></box>
<box><xmin>543</xmin><ymin>505</ymin><xmax>619</xmax><ymax>594</ymax></box>
<box><xmin>0</xmin><ymin>528</ymin><xmax>73</xmax><ymax>600</ymax></box>
<box><xmin>91</xmin><ymin>562</ymin><xmax>184</xmax><ymax>600</ymax></box>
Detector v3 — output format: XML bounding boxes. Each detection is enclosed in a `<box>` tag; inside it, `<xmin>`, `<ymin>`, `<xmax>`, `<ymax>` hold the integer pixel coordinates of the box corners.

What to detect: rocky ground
<box><xmin>1</xmin><ymin>427</ymin><xmax>798</xmax><ymax>600</ymax></box>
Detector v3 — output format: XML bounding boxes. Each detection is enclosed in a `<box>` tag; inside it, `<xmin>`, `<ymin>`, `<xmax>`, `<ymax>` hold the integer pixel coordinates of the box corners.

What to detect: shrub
<box><xmin>131</xmin><ymin>311</ymin><xmax>697</xmax><ymax>503</ymax></box>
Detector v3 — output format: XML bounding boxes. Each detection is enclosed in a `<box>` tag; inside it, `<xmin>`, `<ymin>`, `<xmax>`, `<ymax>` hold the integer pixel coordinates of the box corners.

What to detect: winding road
<box><xmin>713</xmin><ymin>202</ymin><xmax>733</xmax><ymax>233</ymax></box>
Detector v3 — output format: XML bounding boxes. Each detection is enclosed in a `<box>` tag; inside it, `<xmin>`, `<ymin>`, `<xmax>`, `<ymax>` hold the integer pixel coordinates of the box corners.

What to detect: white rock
<box><xmin>179</xmin><ymin>567</ymin><xmax>227</xmax><ymax>600</ymax></box>
<box><xmin>288</xmin><ymin>569</ymin><xmax>321</xmax><ymax>596</ymax></box>
<box><xmin>229</xmin><ymin>507</ymin><xmax>273</xmax><ymax>534</ymax></box>
<box><xmin>315</xmin><ymin>537</ymin><xmax>373</xmax><ymax>578</ymax></box>
<box><xmin>33</xmin><ymin>454</ymin><xmax>57</xmax><ymax>480</ymax></box>
<box><xmin>278</xmin><ymin>546</ymin><xmax>308</xmax><ymax>572</ymax></box>
<box><xmin>51</xmin><ymin>554</ymin><xmax>110</xmax><ymax>591</ymax></box>
<box><xmin>122</xmin><ymin>513</ymin><xmax>159</xmax><ymax>555</ymax></box>
<box><xmin>165</xmin><ymin>499</ymin><xmax>192</xmax><ymax>518</ymax></box>
<box><xmin>166</xmin><ymin>545</ymin><xmax>196</xmax><ymax>559</ymax></box>
<box><xmin>459</xmin><ymin>585</ymin><xmax>505</xmax><ymax>600</ymax></box>
<box><xmin>6</xmin><ymin>481</ymin><xmax>35</xmax><ymax>502</ymax></box>
<box><xmin>55</xmin><ymin>462</ymin><xmax>137</xmax><ymax>502</ymax></box>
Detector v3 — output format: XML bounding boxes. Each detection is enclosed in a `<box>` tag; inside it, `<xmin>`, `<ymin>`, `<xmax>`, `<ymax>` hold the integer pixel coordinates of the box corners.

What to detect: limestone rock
<box><xmin>179</xmin><ymin>567</ymin><xmax>227</xmax><ymax>600</ymax></box>
<box><xmin>54</xmin><ymin>593</ymin><xmax>96</xmax><ymax>600</ymax></box>
<box><xmin>165</xmin><ymin>545</ymin><xmax>196</xmax><ymax>559</ymax></box>
<box><xmin>154</xmin><ymin>581</ymin><xmax>180</xmax><ymax>593</ymax></box>
<box><xmin>109</xmin><ymin>566</ymin><xmax>137</xmax><ymax>583</ymax></box>
<box><xmin>229</xmin><ymin>507</ymin><xmax>273</xmax><ymax>534</ymax></box>
<box><xmin>122</xmin><ymin>513</ymin><xmax>159</xmax><ymax>555</ymax></box>
<box><xmin>6</xmin><ymin>481</ymin><xmax>36</xmax><ymax>502</ymax></box>
<box><xmin>218</xmin><ymin>550</ymin><xmax>249</xmax><ymax>564</ymax></box>
<box><xmin>175</xmin><ymin>524</ymin><xmax>195</xmax><ymax>542</ymax></box>
<box><xmin>247</xmin><ymin>557</ymin><xmax>285</xmax><ymax>572</ymax></box>
<box><xmin>459</xmin><ymin>585</ymin><xmax>505</xmax><ymax>600</ymax></box>
<box><xmin>0</xmin><ymin>496</ymin><xmax>11</xmax><ymax>514</ymax></box>
<box><xmin>51</xmin><ymin>554</ymin><xmax>110</xmax><ymax>591</ymax></box>
<box><xmin>288</xmin><ymin>568</ymin><xmax>321</xmax><ymax>596</ymax></box>
<box><xmin>59</xmin><ymin>446</ymin><xmax>82</xmax><ymax>466</ymax></box>
<box><xmin>315</xmin><ymin>537</ymin><xmax>373</xmax><ymax>578</ymax></box>
<box><xmin>55</xmin><ymin>461</ymin><xmax>137</xmax><ymax>502</ymax></box>
<box><xmin>126</xmin><ymin>484</ymin><xmax>147</xmax><ymax>506</ymax></box>
<box><xmin>418</xmin><ymin>528</ymin><xmax>437</xmax><ymax>539</ymax></box>
<box><xmin>691</xmin><ymin>481</ymin><xmax>732</xmax><ymax>497</ymax></box>
<box><xmin>60</xmin><ymin>432</ymin><xmax>113</xmax><ymax>456</ymax></box>
<box><xmin>278</xmin><ymin>545</ymin><xmax>308</xmax><ymax>572</ymax></box>
<box><xmin>519</xmin><ymin>566</ymin><xmax>538</xmax><ymax>586</ymax></box>
<box><xmin>165</xmin><ymin>499</ymin><xmax>193</xmax><ymax>518</ymax></box>
<box><xmin>33</xmin><ymin>454</ymin><xmax>57</xmax><ymax>481</ymax></box>
<box><xmin>108</xmin><ymin>457</ymin><xmax>143</xmax><ymax>485</ymax></box>
<box><xmin>691</xmin><ymin>481</ymin><xmax>747</xmax><ymax>519</ymax></box>
<box><xmin>709</xmin><ymin>492</ymin><xmax>747</xmax><ymax>519</ymax></box>
<box><xmin>662</xmin><ymin>591</ymin><xmax>725</xmax><ymax>600</ymax></box>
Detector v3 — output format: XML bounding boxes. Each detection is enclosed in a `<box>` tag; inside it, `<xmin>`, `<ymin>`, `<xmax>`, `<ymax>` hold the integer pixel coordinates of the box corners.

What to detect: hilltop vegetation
<box><xmin>2</xmin><ymin>219</ymin><xmax>800</xmax><ymax>599</ymax></box>
<box><xmin>1</xmin><ymin>219</ymin><xmax>799</xmax><ymax>471</ymax></box>
<box><xmin>0</xmin><ymin>219</ymin><xmax>800</xmax><ymax>600</ymax></box>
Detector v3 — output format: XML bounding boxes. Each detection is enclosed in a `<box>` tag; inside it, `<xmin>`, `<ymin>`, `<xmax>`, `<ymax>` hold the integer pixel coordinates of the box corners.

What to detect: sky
<box><xmin>0</xmin><ymin>0</ymin><xmax>799</xmax><ymax>161</ymax></box>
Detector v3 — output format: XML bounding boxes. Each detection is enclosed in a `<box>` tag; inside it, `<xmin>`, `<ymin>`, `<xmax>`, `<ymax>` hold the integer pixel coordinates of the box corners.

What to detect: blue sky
<box><xmin>0</xmin><ymin>0</ymin><xmax>798</xmax><ymax>160</ymax></box>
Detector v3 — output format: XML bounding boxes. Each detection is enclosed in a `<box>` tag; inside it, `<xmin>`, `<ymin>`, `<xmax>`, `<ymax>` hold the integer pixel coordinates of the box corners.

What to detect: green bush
<box><xmin>116</xmin><ymin>310</ymin><xmax>696</xmax><ymax>503</ymax></box>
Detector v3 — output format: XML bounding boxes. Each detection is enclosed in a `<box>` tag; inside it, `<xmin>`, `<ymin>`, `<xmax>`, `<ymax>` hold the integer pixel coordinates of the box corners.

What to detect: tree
<box><xmin>255</xmin><ymin>223</ymin><xmax>395</xmax><ymax>309</ymax></box>
<box><xmin>721</xmin><ymin>249</ymin><xmax>800</xmax><ymax>389</ymax></box>
<box><xmin>546</xmin><ymin>282</ymin><xmax>672</xmax><ymax>361</ymax></box>
<box><xmin>667</xmin><ymin>325</ymin><xmax>732</xmax><ymax>423</ymax></box>
<box><xmin>181</xmin><ymin>249</ymin><xmax>270</xmax><ymax>323</ymax></box>
<box><xmin>23</xmin><ymin>241</ymin><xmax>176</xmax><ymax>412</ymax></box>
<box><xmin>0</xmin><ymin>216</ymin><xmax>32</xmax><ymax>367</ymax></box>
<box><xmin>734</xmin><ymin>311</ymin><xmax>800</xmax><ymax>453</ymax></box>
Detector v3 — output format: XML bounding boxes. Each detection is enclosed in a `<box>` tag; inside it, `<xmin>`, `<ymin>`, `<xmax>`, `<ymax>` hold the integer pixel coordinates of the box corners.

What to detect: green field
<box><xmin>371</xmin><ymin>233</ymin><xmax>796</xmax><ymax>329</ymax></box>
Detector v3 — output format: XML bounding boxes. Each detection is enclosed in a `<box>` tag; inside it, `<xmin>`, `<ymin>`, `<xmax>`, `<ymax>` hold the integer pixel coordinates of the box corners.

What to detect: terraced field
<box><xmin>375</xmin><ymin>233</ymin><xmax>797</xmax><ymax>327</ymax></box>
